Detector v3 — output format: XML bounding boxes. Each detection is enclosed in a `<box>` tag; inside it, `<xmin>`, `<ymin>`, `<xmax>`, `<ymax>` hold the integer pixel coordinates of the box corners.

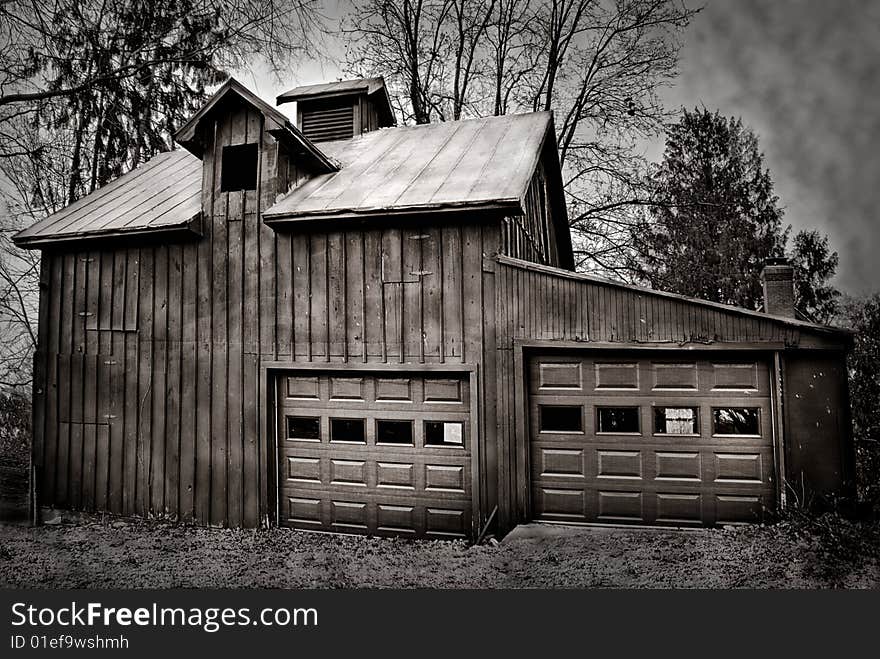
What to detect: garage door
<box><xmin>529</xmin><ymin>354</ymin><xmax>776</xmax><ymax>526</ymax></box>
<box><xmin>277</xmin><ymin>372</ymin><xmax>473</xmax><ymax>538</ymax></box>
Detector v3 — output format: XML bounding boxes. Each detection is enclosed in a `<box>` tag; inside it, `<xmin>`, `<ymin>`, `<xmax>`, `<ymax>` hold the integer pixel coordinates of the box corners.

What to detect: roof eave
<box><xmin>263</xmin><ymin>198</ymin><xmax>523</xmax><ymax>225</ymax></box>
<box><xmin>13</xmin><ymin>213</ymin><xmax>202</xmax><ymax>249</ymax></box>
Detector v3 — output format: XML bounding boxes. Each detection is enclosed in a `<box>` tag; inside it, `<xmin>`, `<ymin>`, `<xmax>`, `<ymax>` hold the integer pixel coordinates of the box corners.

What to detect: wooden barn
<box><xmin>14</xmin><ymin>77</ymin><xmax>855</xmax><ymax>539</ymax></box>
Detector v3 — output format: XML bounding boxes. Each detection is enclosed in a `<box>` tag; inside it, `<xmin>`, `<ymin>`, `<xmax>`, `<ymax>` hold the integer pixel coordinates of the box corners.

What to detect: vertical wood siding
<box><xmin>33</xmin><ymin>101</ymin><xmax>498</xmax><ymax>526</ymax></box>
<box><xmin>500</xmin><ymin>162</ymin><xmax>561</xmax><ymax>267</ymax></box>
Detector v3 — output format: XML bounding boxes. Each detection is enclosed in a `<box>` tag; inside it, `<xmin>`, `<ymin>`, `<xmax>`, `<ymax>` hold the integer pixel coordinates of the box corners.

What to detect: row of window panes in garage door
<box><xmin>539</xmin><ymin>405</ymin><xmax>761</xmax><ymax>437</ymax></box>
<box><xmin>286</xmin><ymin>416</ymin><xmax>465</xmax><ymax>447</ymax></box>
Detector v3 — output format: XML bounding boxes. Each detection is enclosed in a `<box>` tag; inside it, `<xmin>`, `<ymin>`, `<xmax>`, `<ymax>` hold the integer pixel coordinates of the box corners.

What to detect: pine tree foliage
<box><xmin>633</xmin><ymin>108</ymin><xmax>788</xmax><ymax>309</ymax></box>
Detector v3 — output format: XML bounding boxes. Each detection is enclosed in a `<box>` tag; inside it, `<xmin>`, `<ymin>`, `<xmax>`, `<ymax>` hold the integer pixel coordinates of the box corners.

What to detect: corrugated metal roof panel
<box><xmin>13</xmin><ymin>150</ymin><xmax>202</xmax><ymax>247</ymax></box>
<box><xmin>263</xmin><ymin>112</ymin><xmax>552</xmax><ymax>221</ymax></box>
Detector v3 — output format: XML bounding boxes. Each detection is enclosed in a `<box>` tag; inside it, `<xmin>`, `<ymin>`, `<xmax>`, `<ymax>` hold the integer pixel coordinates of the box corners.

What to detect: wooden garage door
<box><xmin>529</xmin><ymin>354</ymin><xmax>776</xmax><ymax>526</ymax></box>
<box><xmin>277</xmin><ymin>372</ymin><xmax>473</xmax><ymax>538</ymax></box>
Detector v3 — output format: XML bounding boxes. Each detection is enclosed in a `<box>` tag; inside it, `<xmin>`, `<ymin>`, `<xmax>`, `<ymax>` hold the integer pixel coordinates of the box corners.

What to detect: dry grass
<box><xmin>1</xmin><ymin>515</ymin><xmax>878</xmax><ymax>589</ymax></box>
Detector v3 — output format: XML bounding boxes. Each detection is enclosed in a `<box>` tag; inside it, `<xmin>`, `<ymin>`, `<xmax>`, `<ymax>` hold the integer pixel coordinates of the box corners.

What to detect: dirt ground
<box><xmin>1</xmin><ymin>516</ymin><xmax>879</xmax><ymax>589</ymax></box>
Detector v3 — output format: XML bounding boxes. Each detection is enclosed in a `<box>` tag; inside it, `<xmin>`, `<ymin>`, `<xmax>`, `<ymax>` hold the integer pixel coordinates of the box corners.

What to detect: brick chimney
<box><xmin>761</xmin><ymin>257</ymin><xmax>796</xmax><ymax>318</ymax></box>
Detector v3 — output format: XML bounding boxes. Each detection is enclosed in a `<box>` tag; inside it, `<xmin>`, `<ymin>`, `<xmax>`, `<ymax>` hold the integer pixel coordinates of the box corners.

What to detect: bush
<box><xmin>840</xmin><ymin>294</ymin><xmax>880</xmax><ymax>513</ymax></box>
<box><xmin>0</xmin><ymin>389</ymin><xmax>30</xmax><ymax>468</ymax></box>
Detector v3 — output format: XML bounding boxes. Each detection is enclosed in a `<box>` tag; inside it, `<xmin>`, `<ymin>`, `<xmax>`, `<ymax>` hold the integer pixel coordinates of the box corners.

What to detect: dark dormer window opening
<box><xmin>221</xmin><ymin>143</ymin><xmax>258</xmax><ymax>192</ymax></box>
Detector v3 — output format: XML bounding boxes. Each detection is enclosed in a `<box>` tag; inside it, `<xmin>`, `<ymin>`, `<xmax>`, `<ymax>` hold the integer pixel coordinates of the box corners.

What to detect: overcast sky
<box><xmin>242</xmin><ymin>0</ymin><xmax>879</xmax><ymax>295</ymax></box>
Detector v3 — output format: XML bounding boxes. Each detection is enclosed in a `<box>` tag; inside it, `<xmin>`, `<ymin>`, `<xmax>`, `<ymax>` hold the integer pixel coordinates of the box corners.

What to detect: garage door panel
<box><xmin>713</xmin><ymin>452</ymin><xmax>766</xmax><ymax>483</ymax></box>
<box><xmin>597</xmin><ymin>490</ymin><xmax>644</xmax><ymax>522</ymax></box>
<box><xmin>285</xmin><ymin>496</ymin><xmax>323</xmax><ymax>527</ymax></box>
<box><xmin>655</xmin><ymin>451</ymin><xmax>702</xmax><ymax>481</ymax></box>
<box><xmin>329</xmin><ymin>459</ymin><xmax>369</xmax><ymax>487</ymax></box>
<box><xmin>426</xmin><ymin>508</ymin><xmax>469</xmax><ymax>537</ymax></box>
<box><xmin>715</xmin><ymin>494</ymin><xmax>766</xmax><ymax>524</ymax></box>
<box><xmin>533</xmin><ymin>487</ymin><xmax>585</xmax><ymax>519</ymax></box>
<box><xmin>286</xmin><ymin>456</ymin><xmax>323</xmax><ymax>484</ymax></box>
<box><xmin>278</xmin><ymin>372</ymin><xmax>472</xmax><ymax>538</ymax></box>
<box><xmin>376</xmin><ymin>462</ymin><xmax>416</xmax><ymax>489</ymax></box>
<box><xmin>535</xmin><ymin>447</ymin><xmax>585</xmax><ymax>478</ymax></box>
<box><xmin>651</xmin><ymin>362</ymin><xmax>699</xmax><ymax>391</ymax></box>
<box><xmin>656</xmin><ymin>493</ymin><xmax>703</xmax><ymax>524</ymax></box>
<box><xmin>425</xmin><ymin>464</ymin><xmax>467</xmax><ymax>492</ymax></box>
<box><xmin>596</xmin><ymin>450</ymin><xmax>643</xmax><ymax>479</ymax></box>
<box><xmin>331</xmin><ymin>500</ymin><xmax>369</xmax><ymax>530</ymax></box>
<box><xmin>537</xmin><ymin>361</ymin><xmax>584</xmax><ymax>390</ymax></box>
<box><xmin>529</xmin><ymin>353</ymin><xmax>775</xmax><ymax>527</ymax></box>
<box><xmin>377</xmin><ymin>504</ymin><xmax>418</xmax><ymax>534</ymax></box>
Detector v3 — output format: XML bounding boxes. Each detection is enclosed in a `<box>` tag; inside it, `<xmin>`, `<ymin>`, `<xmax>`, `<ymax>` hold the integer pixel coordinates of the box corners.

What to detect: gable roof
<box><xmin>13</xmin><ymin>150</ymin><xmax>202</xmax><ymax>248</ymax></box>
<box><xmin>277</xmin><ymin>77</ymin><xmax>389</xmax><ymax>103</ymax></box>
<box><xmin>263</xmin><ymin>111</ymin><xmax>557</xmax><ymax>223</ymax></box>
<box><xmin>174</xmin><ymin>78</ymin><xmax>337</xmax><ymax>173</ymax></box>
<box><xmin>276</xmin><ymin>76</ymin><xmax>396</xmax><ymax>133</ymax></box>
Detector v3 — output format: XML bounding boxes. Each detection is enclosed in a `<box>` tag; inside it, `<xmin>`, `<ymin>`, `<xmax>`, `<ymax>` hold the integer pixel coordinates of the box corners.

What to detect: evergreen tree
<box><xmin>633</xmin><ymin>108</ymin><xmax>788</xmax><ymax>309</ymax></box>
<box><xmin>789</xmin><ymin>229</ymin><xmax>840</xmax><ymax>324</ymax></box>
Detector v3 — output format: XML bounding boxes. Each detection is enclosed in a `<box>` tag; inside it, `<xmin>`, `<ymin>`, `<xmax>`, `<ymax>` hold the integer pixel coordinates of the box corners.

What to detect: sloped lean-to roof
<box><xmin>14</xmin><ymin>150</ymin><xmax>202</xmax><ymax>248</ymax></box>
<box><xmin>263</xmin><ymin>111</ymin><xmax>556</xmax><ymax>223</ymax></box>
<box><xmin>495</xmin><ymin>254</ymin><xmax>853</xmax><ymax>347</ymax></box>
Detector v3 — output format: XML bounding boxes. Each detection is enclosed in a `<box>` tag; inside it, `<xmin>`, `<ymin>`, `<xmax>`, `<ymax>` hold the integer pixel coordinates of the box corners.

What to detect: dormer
<box><xmin>173</xmin><ymin>78</ymin><xmax>337</xmax><ymax>214</ymax></box>
<box><xmin>276</xmin><ymin>77</ymin><xmax>395</xmax><ymax>143</ymax></box>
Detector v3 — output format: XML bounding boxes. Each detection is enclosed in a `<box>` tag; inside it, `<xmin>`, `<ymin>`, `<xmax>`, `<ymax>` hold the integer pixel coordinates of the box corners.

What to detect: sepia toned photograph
<box><xmin>1</xmin><ymin>0</ymin><xmax>878</xmax><ymax>595</ymax></box>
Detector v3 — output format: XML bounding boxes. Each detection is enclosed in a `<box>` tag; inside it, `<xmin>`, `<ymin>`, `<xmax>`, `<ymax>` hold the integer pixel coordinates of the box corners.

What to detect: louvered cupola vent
<box><xmin>277</xmin><ymin>77</ymin><xmax>396</xmax><ymax>144</ymax></box>
<box><xmin>300</xmin><ymin>98</ymin><xmax>355</xmax><ymax>142</ymax></box>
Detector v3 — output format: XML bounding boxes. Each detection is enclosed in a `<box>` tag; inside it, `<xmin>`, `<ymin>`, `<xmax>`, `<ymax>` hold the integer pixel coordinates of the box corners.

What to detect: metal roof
<box><xmin>277</xmin><ymin>77</ymin><xmax>388</xmax><ymax>103</ymax></box>
<box><xmin>14</xmin><ymin>110</ymin><xmax>558</xmax><ymax>247</ymax></box>
<box><xmin>263</xmin><ymin>111</ymin><xmax>553</xmax><ymax>222</ymax></box>
<box><xmin>13</xmin><ymin>150</ymin><xmax>202</xmax><ymax>247</ymax></box>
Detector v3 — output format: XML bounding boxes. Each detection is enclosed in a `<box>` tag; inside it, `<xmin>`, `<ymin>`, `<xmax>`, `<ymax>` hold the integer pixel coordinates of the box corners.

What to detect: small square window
<box><xmin>539</xmin><ymin>405</ymin><xmax>583</xmax><ymax>432</ymax></box>
<box><xmin>596</xmin><ymin>407</ymin><xmax>640</xmax><ymax>434</ymax></box>
<box><xmin>712</xmin><ymin>408</ymin><xmax>760</xmax><ymax>436</ymax></box>
<box><xmin>220</xmin><ymin>143</ymin><xmax>258</xmax><ymax>192</ymax></box>
<box><xmin>653</xmin><ymin>407</ymin><xmax>699</xmax><ymax>435</ymax></box>
<box><xmin>376</xmin><ymin>420</ymin><xmax>413</xmax><ymax>445</ymax></box>
<box><xmin>287</xmin><ymin>416</ymin><xmax>320</xmax><ymax>440</ymax></box>
<box><xmin>330</xmin><ymin>418</ymin><xmax>366</xmax><ymax>443</ymax></box>
<box><xmin>425</xmin><ymin>421</ymin><xmax>464</xmax><ymax>447</ymax></box>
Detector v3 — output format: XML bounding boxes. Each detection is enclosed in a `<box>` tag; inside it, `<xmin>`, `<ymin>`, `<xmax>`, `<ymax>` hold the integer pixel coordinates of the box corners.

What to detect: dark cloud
<box><xmin>661</xmin><ymin>0</ymin><xmax>880</xmax><ymax>293</ymax></box>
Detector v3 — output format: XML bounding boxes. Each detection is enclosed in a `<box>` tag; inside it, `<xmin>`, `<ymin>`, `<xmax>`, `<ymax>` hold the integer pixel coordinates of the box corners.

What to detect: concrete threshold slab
<box><xmin>502</xmin><ymin>522</ymin><xmax>713</xmax><ymax>543</ymax></box>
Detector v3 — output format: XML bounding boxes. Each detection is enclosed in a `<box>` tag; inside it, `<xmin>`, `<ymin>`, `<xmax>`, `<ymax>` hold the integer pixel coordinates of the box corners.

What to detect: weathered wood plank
<box><xmin>122</xmin><ymin>248</ymin><xmax>139</xmax><ymax>515</ymax></box>
<box><xmin>345</xmin><ymin>231</ymin><xmax>365</xmax><ymax>361</ymax></box>
<box><xmin>326</xmin><ymin>231</ymin><xmax>345</xmax><ymax>359</ymax></box>
<box><xmin>309</xmin><ymin>234</ymin><xmax>329</xmax><ymax>360</ymax></box>
<box><xmin>164</xmin><ymin>243</ymin><xmax>183</xmax><ymax>520</ymax></box>
<box><xmin>179</xmin><ymin>241</ymin><xmax>198</xmax><ymax>523</ymax></box>
<box><xmin>226</xmin><ymin>152</ymin><xmax>245</xmax><ymax>528</ymax></box>
<box><xmin>150</xmin><ymin>245</ymin><xmax>169</xmax><ymax>517</ymax></box>
<box><xmin>43</xmin><ymin>256</ymin><xmax>62</xmax><ymax>504</ymax></box>
<box><xmin>360</xmin><ymin>230</ymin><xmax>382</xmax><ymax>360</ymax></box>
<box><xmin>136</xmin><ymin>247</ymin><xmax>154</xmax><ymax>517</ymax></box>
<box><xmin>292</xmin><ymin>234</ymin><xmax>310</xmax><ymax>360</ymax></box>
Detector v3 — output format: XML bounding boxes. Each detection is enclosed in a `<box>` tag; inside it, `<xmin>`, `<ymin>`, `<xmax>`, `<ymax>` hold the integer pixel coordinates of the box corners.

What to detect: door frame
<box><xmin>513</xmin><ymin>340</ymin><xmax>787</xmax><ymax>524</ymax></box>
<box><xmin>262</xmin><ymin>361</ymin><xmax>481</xmax><ymax>538</ymax></box>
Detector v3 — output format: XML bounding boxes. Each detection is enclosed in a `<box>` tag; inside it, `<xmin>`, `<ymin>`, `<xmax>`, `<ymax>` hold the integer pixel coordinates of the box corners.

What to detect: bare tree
<box><xmin>344</xmin><ymin>0</ymin><xmax>699</xmax><ymax>278</ymax></box>
<box><xmin>0</xmin><ymin>0</ymin><xmax>323</xmax><ymax>390</ymax></box>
